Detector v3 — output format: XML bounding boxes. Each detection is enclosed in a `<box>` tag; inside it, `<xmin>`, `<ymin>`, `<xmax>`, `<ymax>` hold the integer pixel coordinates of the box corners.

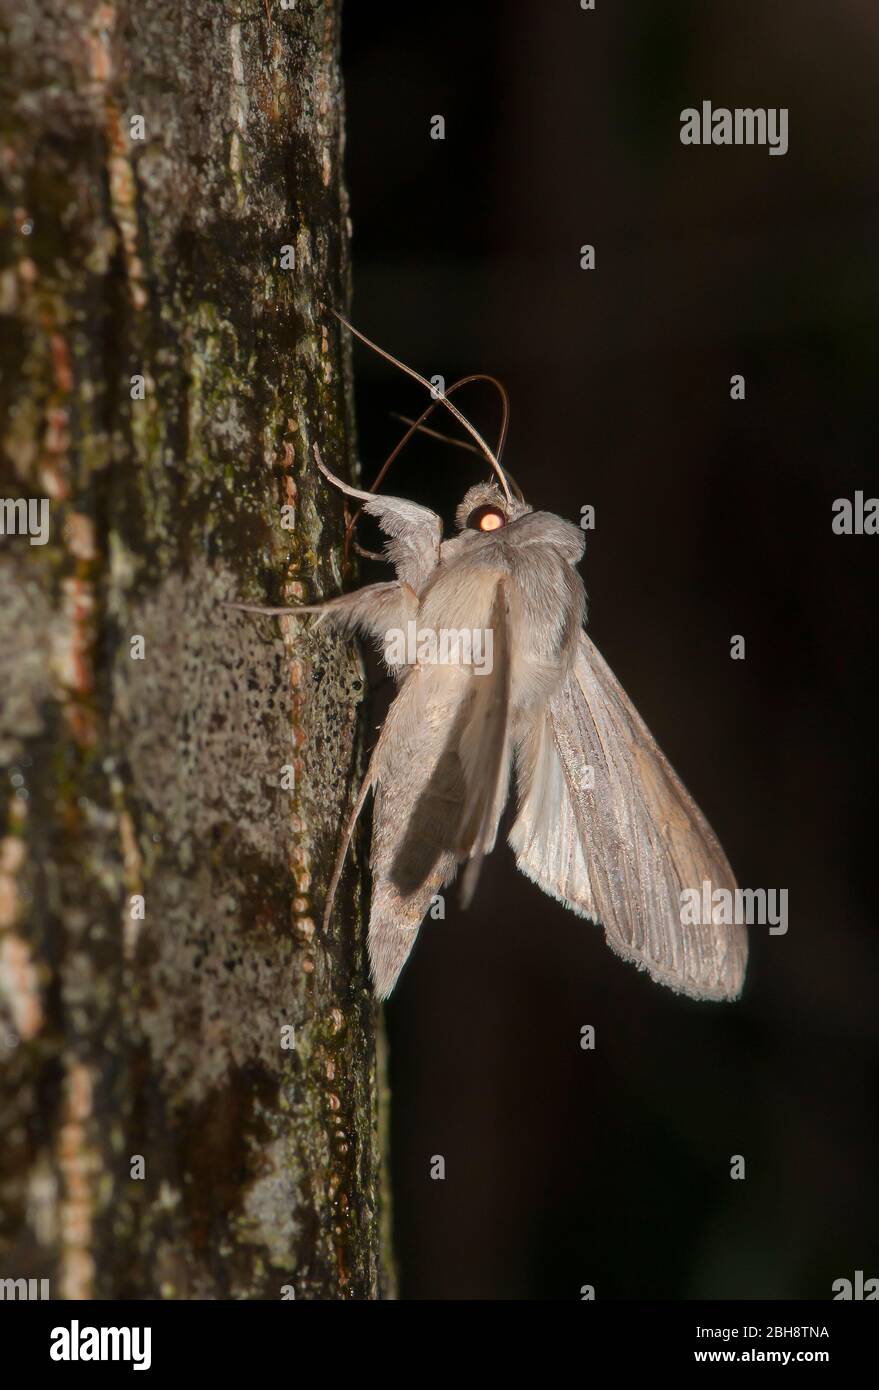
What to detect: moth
<box><xmin>231</xmin><ymin>317</ymin><xmax>747</xmax><ymax>1002</ymax></box>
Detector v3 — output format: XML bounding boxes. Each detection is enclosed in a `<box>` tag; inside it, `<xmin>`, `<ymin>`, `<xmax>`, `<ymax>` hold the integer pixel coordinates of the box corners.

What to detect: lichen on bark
<box><xmin>0</xmin><ymin>0</ymin><xmax>387</xmax><ymax>1299</ymax></box>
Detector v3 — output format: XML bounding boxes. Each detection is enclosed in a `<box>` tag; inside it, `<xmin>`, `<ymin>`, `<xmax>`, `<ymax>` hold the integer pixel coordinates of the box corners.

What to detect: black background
<box><xmin>341</xmin><ymin>1</ymin><xmax>879</xmax><ymax>1299</ymax></box>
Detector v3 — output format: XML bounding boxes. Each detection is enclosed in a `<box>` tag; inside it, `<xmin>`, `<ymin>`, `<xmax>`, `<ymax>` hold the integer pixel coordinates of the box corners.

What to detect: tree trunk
<box><xmin>0</xmin><ymin>0</ymin><xmax>388</xmax><ymax>1300</ymax></box>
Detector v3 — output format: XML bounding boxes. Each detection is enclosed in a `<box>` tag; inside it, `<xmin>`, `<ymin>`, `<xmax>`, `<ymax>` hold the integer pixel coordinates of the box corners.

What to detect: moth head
<box><xmin>455</xmin><ymin>482</ymin><xmax>531</xmax><ymax>533</ymax></box>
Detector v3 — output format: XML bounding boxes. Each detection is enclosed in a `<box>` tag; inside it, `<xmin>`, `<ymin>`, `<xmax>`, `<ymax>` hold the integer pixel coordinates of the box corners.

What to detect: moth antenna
<box><xmin>389</xmin><ymin>412</ymin><xmax>485</xmax><ymax>459</ymax></box>
<box><xmin>389</xmin><ymin>391</ymin><xmax>525</xmax><ymax>502</ymax></box>
<box><xmin>330</xmin><ymin>309</ymin><xmax>514</xmax><ymax>503</ymax></box>
<box><xmin>365</xmin><ymin>375</ymin><xmax>507</xmax><ymax>505</ymax></box>
<box><xmin>343</xmin><ymin>373</ymin><xmax>521</xmax><ymax>561</ymax></box>
<box><xmin>391</xmin><ymin>372</ymin><xmax>510</xmax><ymax>462</ymax></box>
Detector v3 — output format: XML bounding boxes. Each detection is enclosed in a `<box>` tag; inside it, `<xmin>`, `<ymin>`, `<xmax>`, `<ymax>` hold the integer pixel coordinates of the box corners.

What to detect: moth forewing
<box><xmin>546</xmin><ymin>636</ymin><xmax>747</xmax><ymax>1000</ymax></box>
<box><xmin>366</xmin><ymin>678</ymin><xmax>461</xmax><ymax>998</ymax></box>
<box><xmin>457</xmin><ymin>580</ymin><xmax>513</xmax><ymax>906</ymax></box>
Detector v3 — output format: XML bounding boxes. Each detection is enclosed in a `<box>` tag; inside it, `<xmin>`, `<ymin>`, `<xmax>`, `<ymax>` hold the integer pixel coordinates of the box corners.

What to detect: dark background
<box><xmin>341</xmin><ymin>1</ymin><xmax>879</xmax><ymax>1299</ymax></box>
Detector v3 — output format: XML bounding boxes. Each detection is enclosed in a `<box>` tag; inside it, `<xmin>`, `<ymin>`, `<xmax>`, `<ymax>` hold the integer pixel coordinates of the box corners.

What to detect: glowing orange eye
<box><xmin>467</xmin><ymin>505</ymin><xmax>506</xmax><ymax>532</ymax></box>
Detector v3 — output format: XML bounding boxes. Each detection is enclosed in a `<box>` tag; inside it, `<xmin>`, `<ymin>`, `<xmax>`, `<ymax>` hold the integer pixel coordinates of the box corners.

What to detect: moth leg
<box><xmin>224</xmin><ymin>600</ymin><xmax>324</xmax><ymax>618</ymax></box>
<box><xmin>312</xmin><ymin>443</ymin><xmax>382</xmax><ymax>506</ymax></box>
<box><xmin>312</xmin><ymin>442</ymin><xmax>442</xmax><ymax>592</ymax></box>
<box><xmin>322</xmin><ymin>763</ymin><xmax>375</xmax><ymax>931</ymax></box>
<box><xmin>226</xmin><ymin>581</ymin><xmax>418</xmax><ymax>643</ymax></box>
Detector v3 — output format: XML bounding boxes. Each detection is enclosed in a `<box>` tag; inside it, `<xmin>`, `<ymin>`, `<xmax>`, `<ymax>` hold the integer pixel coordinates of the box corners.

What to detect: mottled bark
<box><xmin>0</xmin><ymin>0</ymin><xmax>387</xmax><ymax>1299</ymax></box>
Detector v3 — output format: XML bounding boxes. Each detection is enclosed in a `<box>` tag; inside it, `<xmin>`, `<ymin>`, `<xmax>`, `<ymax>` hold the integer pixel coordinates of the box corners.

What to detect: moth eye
<box><xmin>467</xmin><ymin>504</ymin><xmax>506</xmax><ymax>533</ymax></box>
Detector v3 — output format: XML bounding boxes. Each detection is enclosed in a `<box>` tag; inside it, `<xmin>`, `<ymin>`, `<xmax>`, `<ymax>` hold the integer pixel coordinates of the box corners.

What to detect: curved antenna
<box><xmin>389</xmin><ymin>413</ymin><xmax>485</xmax><ymax>457</ymax></box>
<box><xmin>389</xmin><ymin>415</ymin><xmax>526</xmax><ymax>502</ymax></box>
<box><xmin>388</xmin><ymin>384</ymin><xmax>525</xmax><ymax>501</ymax></box>
<box><xmin>367</xmin><ymin>374</ymin><xmax>509</xmax><ymax>499</ymax></box>
<box><xmin>387</xmin><ymin>371</ymin><xmax>510</xmax><ymax>465</ymax></box>
<box><xmin>330</xmin><ymin>309</ymin><xmax>514</xmax><ymax>503</ymax></box>
<box><xmin>343</xmin><ymin>374</ymin><xmax>521</xmax><ymax>562</ymax></box>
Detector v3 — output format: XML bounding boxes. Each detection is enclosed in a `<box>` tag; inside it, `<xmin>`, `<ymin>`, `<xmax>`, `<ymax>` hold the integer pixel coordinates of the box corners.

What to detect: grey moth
<box><xmin>232</xmin><ymin>320</ymin><xmax>747</xmax><ymax>1003</ymax></box>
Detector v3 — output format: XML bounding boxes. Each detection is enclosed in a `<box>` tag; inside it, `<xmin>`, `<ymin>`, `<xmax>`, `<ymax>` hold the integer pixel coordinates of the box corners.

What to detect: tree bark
<box><xmin>0</xmin><ymin>0</ymin><xmax>387</xmax><ymax>1299</ymax></box>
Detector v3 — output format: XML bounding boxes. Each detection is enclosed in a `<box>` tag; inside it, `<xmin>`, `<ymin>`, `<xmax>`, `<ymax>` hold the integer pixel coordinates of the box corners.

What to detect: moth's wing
<box><xmin>317</xmin><ymin>684</ymin><xmax>451</xmax><ymax>998</ymax></box>
<box><xmin>367</xmin><ymin>577</ymin><xmax>514</xmax><ymax>994</ymax></box>
<box><xmin>513</xmin><ymin>633</ymin><xmax>747</xmax><ymax>1000</ymax></box>
<box><xmin>316</xmin><ymin>454</ymin><xmax>442</xmax><ymax>590</ymax></box>
<box><xmin>368</xmin><ymin>802</ymin><xmax>459</xmax><ymax>1000</ymax></box>
<box><xmin>509</xmin><ymin>713</ymin><xmax>597</xmax><ymax>919</ymax></box>
<box><xmin>367</xmin><ymin>678</ymin><xmax>460</xmax><ymax>998</ymax></box>
<box><xmin>458</xmin><ymin>580</ymin><xmax>512</xmax><ymax>907</ymax></box>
